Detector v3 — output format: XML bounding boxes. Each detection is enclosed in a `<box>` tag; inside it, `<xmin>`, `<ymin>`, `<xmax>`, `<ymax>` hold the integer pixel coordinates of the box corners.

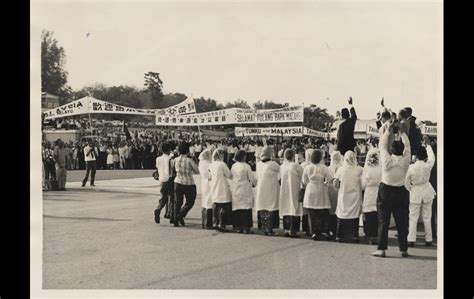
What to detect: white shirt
<box><xmin>208</xmin><ymin>161</ymin><xmax>232</xmax><ymax>203</ymax></box>
<box><xmin>361</xmin><ymin>165</ymin><xmax>382</xmax><ymax>213</ymax></box>
<box><xmin>302</xmin><ymin>163</ymin><xmax>333</xmax><ymax>209</ymax></box>
<box><xmin>335</xmin><ymin>164</ymin><xmax>363</xmax><ymax>219</ymax></box>
<box><xmin>404</xmin><ymin>145</ymin><xmax>436</xmax><ymax>204</ymax></box>
<box><xmin>279</xmin><ymin>161</ymin><xmax>303</xmax><ymax>216</ymax></box>
<box><xmin>230</xmin><ymin>162</ymin><xmax>256</xmax><ymax>210</ymax></box>
<box><xmin>83</xmin><ymin>145</ymin><xmax>98</xmax><ymax>162</ymax></box>
<box><xmin>156</xmin><ymin>154</ymin><xmax>171</xmax><ymax>183</ymax></box>
<box><xmin>380</xmin><ymin>130</ymin><xmax>411</xmax><ymax>186</ymax></box>
<box><xmin>194</xmin><ymin>144</ymin><xmax>202</xmax><ymax>152</ymax></box>
<box><xmin>255</xmin><ymin>161</ymin><xmax>280</xmax><ymax>211</ymax></box>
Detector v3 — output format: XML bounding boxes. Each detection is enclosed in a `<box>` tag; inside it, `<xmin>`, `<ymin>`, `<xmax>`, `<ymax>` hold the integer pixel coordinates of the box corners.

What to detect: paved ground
<box><xmin>43</xmin><ymin>174</ymin><xmax>437</xmax><ymax>289</ymax></box>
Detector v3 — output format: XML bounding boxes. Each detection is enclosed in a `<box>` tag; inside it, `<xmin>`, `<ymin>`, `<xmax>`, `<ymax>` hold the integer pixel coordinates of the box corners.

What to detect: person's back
<box><xmin>255</xmin><ymin>160</ymin><xmax>280</xmax><ymax>211</ymax></box>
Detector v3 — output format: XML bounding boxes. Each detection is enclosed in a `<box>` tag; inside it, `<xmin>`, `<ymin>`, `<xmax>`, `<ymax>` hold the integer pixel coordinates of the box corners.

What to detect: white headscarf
<box><xmin>329</xmin><ymin>150</ymin><xmax>343</xmax><ymax>173</ymax></box>
<box><xmin>212</xmin><ymin>149</ymin><xmax>224</xmax><ymax>162</ymax></box>
<box><xmin>364</xmin><ymin>148</ymin><xmax>380</xmax><ymax>167</ymax></box>
<box><xmin>305</xmin><ymin>149</ymin><xmax>314</xmax><ymax>163</ymax></box>
<box><xmin>199</xmin><ymin>148</ymin><xmax>212</xmax><ymax>162</ymax></box>
<box><xmin>343</xmin><ymin>151</ymin><xmax>357</xmax><ymax>167</ymax></box>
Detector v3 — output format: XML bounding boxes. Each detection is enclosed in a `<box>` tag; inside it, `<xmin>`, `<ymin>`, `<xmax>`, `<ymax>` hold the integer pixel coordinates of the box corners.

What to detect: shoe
<box><xmin>173</xmin><ymin>222</ymin><xmax>180</xmax><ymax>227</ymax></box>
<box><xmin>289</xmin><ymin>234</ymin><xmax>300</xmax><ymax>239</ymax></box>
<box><xmin>312</xmin><ymin>234</ymin><xmax>323</xmax><ymax>241</ymax></box>
<box><xmin>178</xmin><ymin>218</ymin><xmax>185</xmax><ymax>226</ymax></box>
<box><xmin>243</xmin><ymin>229</ymin><xmax>253</xmax><ymax>234</ymax></box>
<box><xmin>265</xmin><ymin>231</ymin><xmax>278</xmax><ymax>236</ymax></box>
<box><xmin>371</xmin><ymin>250</ymin><xmax>386</xmax><ymax>258</ymax></box>
<box><xmin>284</xmin><ymin>232</ymin><xmax>290</xmax><ymax>238</ymax></box>
<box><xmin>425</xmin><ymin>241</ymin><xmax>433</xmax><ymax>247</ymax></box>
<box><xmin>401</xmin><ymin>251</ymin><xmax>409</xmax><ymax>258</ymax></box>
<box><xmin>91</xmin><ymin>184</ymin><xmax>96</xmax><ymax>187</ymax></box>
<box><xmin>321</xmin><ymin>233</ymin><xmax>330</xmax><ymax>241</ymax></box>
<box><xmin>81</xmin><ymin>184</ymin><xmax>86</xmax><ymax>187</ymax></box>
<box><xmin>217</xmin><ymin>227</ymin><xmax>229</xmax><ymax>232</ymax></box>
<box><xmin>408</xmin><ymin>242</ymin><xmax>415</xmax><ymax>247</ymax></box>
<box><xmin>335</xmin><ymin>238</ymin><xmax>341</xmax><ymax>243</ymax></box>
<box><xmin>154</xmin><ymin>210</ymin><xmax>160</xmax><ymax>224</ymax></box>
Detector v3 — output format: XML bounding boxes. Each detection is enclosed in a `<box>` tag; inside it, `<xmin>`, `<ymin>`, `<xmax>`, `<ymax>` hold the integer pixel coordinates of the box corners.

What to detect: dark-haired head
<box><xmin>341</xmin><ymin>108</ymin><xmax>349</xmax><ymax>119</ymax></box>
<box><xmin>161</xmin><ymin>142</ymin><xmax>171</xmax><ymax>154</ymax></box>
<box><xmin>398</xmin><ymin>109</ymin><xmax>409</xmax><ymax>120</ymax></box>
<box><xmin>178</xmin><ymin>143</ymin><xmax>190</xmax><ymax>155</ymax></box>
<box><xmin>284</xmin><ymin>149</ymin><xmax>295</xmax><ymax>161</ymax></box>
<box><xmin>311</xmin><ymin>150</ymin><xmax>323</xmax><ymax>164</ymax></box>
<box><xmin>404</xmin><ymin>107</ymin><xmax>413</xmax><ymax>116</ymax></box>
<box><xmin>416</xmin><ymin>146</ymin><xmax>428</xmax><ymax>161</ymax></box>
<box><xmin>392</xmin><ymin>141</ymin><xmax>404</xmax><ymax>156</ymax></box>
<box><xmin>234</xmin><ymin>150</ymin><xmax>247</xmax><ymax>162</ymax></box>
<box><xmin>381</xmin><ymin>111</ymin><xmax>391</xmax><ymax>122</ymax></box>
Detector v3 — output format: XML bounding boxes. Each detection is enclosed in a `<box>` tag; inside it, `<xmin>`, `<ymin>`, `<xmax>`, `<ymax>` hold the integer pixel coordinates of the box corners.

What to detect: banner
<box><xmin>234</xmin><ymin>126</ymin><xmax>303</xmax><ymax>137</ymax></box>
<box><xmin>154</xmin><ymin>97</ymin><xmax>196</xmax><ymax>115</ymax></box>
<box><xmin>155</xmin><ymin>105</ymin><xmax>304</xmax><ymax>126</ymax></box>
<box><xmin>43</xmin><ymin>98</ymin><xmax>91</xmax><ymax>120</ymax></box>
<box><xmin>156</xmin><ymin>109</ymin><xmax>231</xmax><ymax>126</ymax></box>
<box><xmin>43</xmin><ymin>96</ymin><xmax>197</xmax><ymax>120</ymax></box>
<box><xmin>89</xmin><ymin>98</ymin><xmax>157</xmax><ymax>116</ymax></box>
<box><xmin>303</xmin><ymin>127</ymin><xmax>330</xmax><ymax>138</ymax></box>
<box><xmin>366</xmin><ymin>125</ymin><xmax>380</xmax><ymax>137</ymax></box>
<box><xmin>421</xmin><ymin>125</ymin><xmax>437</xmax><ymax>136</ymax></box>
<box><xmin>233</xmin><ymin>106</ymin><xmax>304</xmax><ymax>124</ymax></box>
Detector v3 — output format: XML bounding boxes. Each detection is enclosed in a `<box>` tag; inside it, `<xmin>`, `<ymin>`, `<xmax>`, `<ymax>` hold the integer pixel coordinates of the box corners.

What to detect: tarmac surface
<box><xmin>42</xmin><ymin>170</ymin><xmax>437</xmax><ymax>289</ymax></box>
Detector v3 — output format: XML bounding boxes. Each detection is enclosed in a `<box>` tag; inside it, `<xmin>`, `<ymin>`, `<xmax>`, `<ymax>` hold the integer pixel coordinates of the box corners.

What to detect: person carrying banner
<box><xmin>336</xmin><ymin>97</ymin><xmax>357</xmax><ymax>155</ymax></box>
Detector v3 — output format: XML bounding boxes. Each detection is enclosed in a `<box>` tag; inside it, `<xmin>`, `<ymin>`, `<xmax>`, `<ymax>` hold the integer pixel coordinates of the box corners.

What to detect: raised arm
<box><xmin>400</xmin><ymin>132</ymin><xmax>411</xmax><ymax>166</ymax></box>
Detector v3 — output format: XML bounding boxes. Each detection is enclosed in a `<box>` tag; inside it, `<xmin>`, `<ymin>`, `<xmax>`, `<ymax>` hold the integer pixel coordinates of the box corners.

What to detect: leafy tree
<box><xmin>224</xmin><ymin>99</ymin><xmax>250</xmax><ymax>109</ymax></box>
<box><xmin>144</xmin><ymin>72</ymin><xmax>164</xmax><ymax>108</ymax></box>
<box><xmin>304</xmin><ymin>104</ymin><xmax>335</xmax><ymax>131</ymax></box>
<box><xmin>194</xmin><ymin>97</ymin><xmax>224</xmax><ymax>112</ymax></box>
<box><xmin>253</xmin><ymin>100</ymin><xmax>289</xmax><ymax>109</ymax></box>
<box><xmin>41</xmin><ymin>30</ymin><xmax>71</xmax><ymax>104</ymax></box>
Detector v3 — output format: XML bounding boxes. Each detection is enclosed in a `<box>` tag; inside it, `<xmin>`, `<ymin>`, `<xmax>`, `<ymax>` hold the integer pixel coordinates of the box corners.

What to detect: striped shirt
<box><xmin>174</xmin><ymin>155</ymin><xmax>199</xmax><ymax>185</ymax></box>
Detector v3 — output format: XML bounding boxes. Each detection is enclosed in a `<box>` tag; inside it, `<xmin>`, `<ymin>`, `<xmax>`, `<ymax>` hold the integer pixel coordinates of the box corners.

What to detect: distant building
<box><xmin>41</xmin><ymin>92</ymin><xmax>60</xmax><ymax>110</ymax></box>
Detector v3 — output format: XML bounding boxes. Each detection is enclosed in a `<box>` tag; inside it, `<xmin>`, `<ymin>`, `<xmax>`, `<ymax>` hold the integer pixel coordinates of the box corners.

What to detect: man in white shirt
<box><xmin>82</xmin><ymin>140</ymin><xmax>99</xmax><ymax>187</ymax></box>
<box><xmin>405</xmin><ymin>135</ymin><xmax>436</xmax><ymax>247</ymax></box>
<box><xmin>154</xmin><ymin>142</ymin><xmax>175</xmax><ymax>224</ymax></box>
<box><xmin>118</xmin><ymin>143</ymin><xmax>126</xmax><ymax>169</ymax></box>
<box><xmin>371</xmin><ymin>121</ymin><xmax>411</xmax><ymax>258</ymax></box>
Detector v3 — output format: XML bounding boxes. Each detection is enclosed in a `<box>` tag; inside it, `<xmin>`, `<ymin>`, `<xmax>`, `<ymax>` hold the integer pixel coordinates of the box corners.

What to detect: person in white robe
<box><xmin>209</xmin><ymin>149</ymin><xmax>233</xmax><ymax>232</ymax></box>
<box><xmin>405</xmin><ymin>136</ymin><xmax>436</xmax><ymax>247</ymax></box>
<box><xmin>361</xmin><ymin>148</ymin><xmax>382</xmax><ymax>244</ymax></box>
<box><xmin>300</xmin><ymin>148</ymin><xmax>314</xmax><ymax>236</ymax></box>
<box><xmin>327</xmin><ymin>151</ymin><xmax>343</xmax><ymax>238</ymax></box>
<box><xmin>199</xmin><ymin>148</ymin><xmax>214</xmax><ymax>229</ymax></box>
<box><xmin>334</xmin><ymin>151</ymin><xmax>363</xmax><ymax>243</ymax></box>
<box><xmin>302</xmin><ymin>150</ymin><xmax>334</xmax><ymax>241</ymax></box>
<box><xmin>255</xmin><ymin>146</ymin><xmax>281</xmax><ymax>236</ymax></box>
<box><xmin>279</xmin><ymin>149</ymin><xmax>304</xmax><ymax>238</ymax></box>
<box><xmin>230</xmin><ymin>150</ymin><xmax>257</xmax><ymax>234</ymax></box>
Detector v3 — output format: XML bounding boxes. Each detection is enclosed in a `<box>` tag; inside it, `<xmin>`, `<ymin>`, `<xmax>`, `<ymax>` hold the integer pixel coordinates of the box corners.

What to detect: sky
<box><xmin>31</xmin><ymin>0</ymin><xmax>442</xmax><ymax>121</ymax></box>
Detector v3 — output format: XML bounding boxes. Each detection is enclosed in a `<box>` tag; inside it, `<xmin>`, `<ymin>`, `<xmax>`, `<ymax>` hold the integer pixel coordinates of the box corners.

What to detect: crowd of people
<box><xmin>42</xmin><ymin>97</ymin><xmax>438</xmax><ymax>258</ymax></box>
<box><xmin>151</xmin><ymin>98</ymin><xmax>438</xmax><ymax>258</ymax></box>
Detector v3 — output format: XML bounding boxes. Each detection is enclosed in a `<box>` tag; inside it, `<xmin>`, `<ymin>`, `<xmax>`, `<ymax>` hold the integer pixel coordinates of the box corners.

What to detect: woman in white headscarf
<box><xmin>300</xmin><ymin>148</ymin><xmax>314</xmax><ymax>236</ymax></box>
<box><xmin>209</xmin><ymin>149</ymin><xmax>233</xmax><ymax>232</ymax></box>
<box><xmin>327</xmin><ymin>151</ymin><xmax>343</xmax><ymax>238</ymax></box>
<box><xmin>255</xmin><ymin>146</ymin><xmax>281</xmax><ymax>236</ymax></box>
<box><xmin>302</xmin><ymin>150</ymin><xmax>334</xmax><ymax>241</ymax></box>
<box><xmin>361</xmin><ymin>148</ymin><xmax>382</xmax><ymax>244</ymax></box>
<box><xmin>279</xmin><ymin>149</ymin><xmax>304</xmax><ymax>238</ymax></box>
<box><xmin>334</xmin><ymin>151</ymin><xmax>363</xmax><ymax>243</ymax></box>
<box><xmin>199</xmin><ymin>148</ymin><xmax>214</xmax><ymax>229</ymax></box>
<box><xmin>230</xmin><ymin>150</ymin><xmax>257</xmax><ymax>234</ymax></box>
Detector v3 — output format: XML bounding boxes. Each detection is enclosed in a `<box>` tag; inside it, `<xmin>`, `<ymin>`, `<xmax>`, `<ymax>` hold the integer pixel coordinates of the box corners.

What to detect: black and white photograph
<box><xmin>30</xmin><ymin>0</ymin><xmax>443</xmax><ymax>298</ymax></box>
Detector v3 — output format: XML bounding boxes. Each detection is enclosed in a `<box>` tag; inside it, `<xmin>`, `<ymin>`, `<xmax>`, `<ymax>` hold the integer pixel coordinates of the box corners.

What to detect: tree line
<box><xmin>41</xmin><ymin>30</ymin><xmax>335</xmax><ymax>130</ymax></box>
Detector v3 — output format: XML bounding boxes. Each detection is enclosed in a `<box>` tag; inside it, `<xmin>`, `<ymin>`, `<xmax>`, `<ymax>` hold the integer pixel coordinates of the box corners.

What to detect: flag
<box><xmin>123</xmin><ymin>121</ymin><xmax>132</xmax><ymax>140</ymax></box>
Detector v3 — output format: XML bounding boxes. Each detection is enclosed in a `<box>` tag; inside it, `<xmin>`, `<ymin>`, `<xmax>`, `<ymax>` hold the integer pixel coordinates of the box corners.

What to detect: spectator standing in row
<box><xmin>53</xmin><ymin>139</ymin><xmax>68</xmax><ymax>191</ymax></box>
<box><xmin>82</xmin><ymin>140</ymin><xmax>98</xmax><ymax>187</ymax></box>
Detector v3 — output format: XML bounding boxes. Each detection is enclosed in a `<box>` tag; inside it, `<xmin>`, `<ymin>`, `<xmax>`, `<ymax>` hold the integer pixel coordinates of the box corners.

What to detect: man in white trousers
<box><xmin>404</xmin><ymin>135</ymin><xmax>437</xmax><ymax>247</ymax></box>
